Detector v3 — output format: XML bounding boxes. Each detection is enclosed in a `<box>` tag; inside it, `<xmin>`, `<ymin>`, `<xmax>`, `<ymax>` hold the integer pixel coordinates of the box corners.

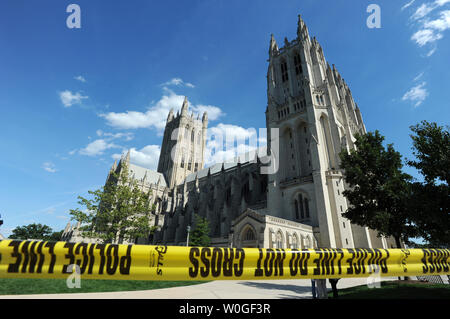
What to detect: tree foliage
<box><xmin>407</xmin><ymin>121</ymin><xmax>449</xmax><ymax>247</ymax></box>
<box><xmin>49</xmin><ymin>230</ymin><xmax>63</xmax><ymax>242</ymax></box>
<box><xmin>189</xmin><ymin>214</ymin><xmax>211</xmax><ymax>247</ymax></box>
<box><xmin>9</xmin><ymin>223</ymin><xmax>59</xmax><ymax>241</ymax></box>
<box><xmin>339</xmin><ymin>131</ymin><xmax>415</xmax><ymax>247</ymax></box>
<box><xmin>70</xmin><ymin>163</ymin><xmax>155</xmax><ymax>244</ymax></box>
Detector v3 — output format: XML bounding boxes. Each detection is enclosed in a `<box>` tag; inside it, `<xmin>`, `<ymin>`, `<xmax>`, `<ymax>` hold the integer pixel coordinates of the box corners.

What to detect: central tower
<box><xmin>157</xmin><ymin>97</ymin><xmax>208</xmax><ymax>188</ymax></box>
<box><xmin>266</xmin><ymin>15</ymin><xmax>371</xmax><ymax>248</ymax></box>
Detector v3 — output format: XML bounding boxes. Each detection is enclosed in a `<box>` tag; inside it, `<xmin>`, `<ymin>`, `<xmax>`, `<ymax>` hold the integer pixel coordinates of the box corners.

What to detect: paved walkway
<box><xmin>0</xmin><ymin>277</ymin><xmax>397</xmax><ymax>299</ymax></box>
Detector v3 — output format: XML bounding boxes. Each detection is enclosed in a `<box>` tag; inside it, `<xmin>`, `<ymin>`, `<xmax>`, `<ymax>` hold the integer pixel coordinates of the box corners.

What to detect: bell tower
<box><xmin>266</xmin><ymin>15</ymin><xmax>369</xmax><ymax>248</ymax></box>
<box><xmin>157</xmin><ymin>97</ymin><xmax>208</xmax><ymax>188</ymax></box>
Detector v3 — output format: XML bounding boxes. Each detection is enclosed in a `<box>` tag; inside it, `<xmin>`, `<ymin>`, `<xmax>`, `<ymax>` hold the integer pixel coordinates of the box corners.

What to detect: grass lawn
<box><xmin>0</xmin><ymin>278</ymin><xmax>206</xmax><ymax>295</ymax></box>
<box><xmin>329</xmin><ymin>280</ymin><xmax>450</xmax><ymax>299</ymax></box>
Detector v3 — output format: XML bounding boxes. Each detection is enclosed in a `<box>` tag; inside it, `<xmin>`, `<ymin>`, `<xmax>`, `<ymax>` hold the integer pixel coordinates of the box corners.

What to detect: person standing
<box><xmin>329</xmin><ymin>278</ymin><xmax>340</xmax><ymax>298</ymax></box>
<box><xmin>311</xmin><ymin>279</ymin><xmax>317</xmax><ymax>299</ymax></box>
<box><xmin>316</xmin><ymin>279</ymin><xmax>328</xmax><ymax>299</ymax></box>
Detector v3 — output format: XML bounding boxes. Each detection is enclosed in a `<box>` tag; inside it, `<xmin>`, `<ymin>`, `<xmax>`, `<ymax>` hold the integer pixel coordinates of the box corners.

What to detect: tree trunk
<box><xmin>394</xmin><ymin>236</ymin><xmax>402</xmax><ymax>248</ymax></box>
<box><xmin>394</xmin><ymin>235</ymin><xmax>408</xmax><ymax>280</ymax></box>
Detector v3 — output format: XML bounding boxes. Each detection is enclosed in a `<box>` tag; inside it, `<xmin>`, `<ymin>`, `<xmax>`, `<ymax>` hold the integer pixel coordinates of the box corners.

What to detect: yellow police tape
<box><xmin>0</xmin><ymin>240</ymin><xmax>449</xmax><ymax>280</ymax></box>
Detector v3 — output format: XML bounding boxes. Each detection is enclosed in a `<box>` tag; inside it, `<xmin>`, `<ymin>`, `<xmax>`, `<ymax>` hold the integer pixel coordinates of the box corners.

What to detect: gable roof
<box><xmin>128</xmin><ymin>163</ymin><xmax>167</xmax><ymax>187</ymax></box>
<box><xmin>184</xmin><ymin>147</ymin><xmax>269</xmax><ymax>183</ymax></box>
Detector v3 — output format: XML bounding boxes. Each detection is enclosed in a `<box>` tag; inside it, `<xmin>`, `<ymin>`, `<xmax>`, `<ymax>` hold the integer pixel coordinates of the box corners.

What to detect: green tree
<box><xmin>339</xmin><ymin>131</ymin><xmax>415</xmax><ymax>248</ymax></box>
<box><xmin>189</xmin><ymin>214</ymin><xmax>211</xmax><ymax>247</ymax></box>
<box><xmin>70</xmin><ymin>163</ymin><xmax>155</xmax><ymax>244</ymax></box>
<box><xmin>407</xmin><ymin>121</ymin><xmax>449</xmax><ymax>247</ymax></box>
<box><xmin>9</xmin><ymin>223</ymin><xmax>53</xmax><ymax>240</ymax></box>
<box><xmin>49</xmin><ymin>230</ymin><xmax>63</xmax><ymax>242</ymax></box>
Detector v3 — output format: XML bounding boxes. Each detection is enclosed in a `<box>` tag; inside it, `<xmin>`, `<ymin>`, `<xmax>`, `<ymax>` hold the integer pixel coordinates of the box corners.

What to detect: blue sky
<box><xmin>1</xmin><ymin>0</ymin><xmax>449</xmax><ymax>237</ymax></box>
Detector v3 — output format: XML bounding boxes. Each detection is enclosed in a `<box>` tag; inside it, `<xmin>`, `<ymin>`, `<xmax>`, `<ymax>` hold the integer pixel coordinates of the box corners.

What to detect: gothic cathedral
<box><xmin>62</xmin><ymin>15</ymin><xmax>397</xmax><ymax>250</ymax></box>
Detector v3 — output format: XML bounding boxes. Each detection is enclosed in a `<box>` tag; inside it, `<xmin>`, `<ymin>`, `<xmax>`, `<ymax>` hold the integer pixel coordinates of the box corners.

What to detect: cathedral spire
<box><xmin>64</xmin><ymin>222</ymin><xmax>71</xmax><ymax>233</ymax></box>
<box><xmin>297</xmin><ymin>14</ymin><xmax>310</xmax><ymax>42</ymax></box>
<box><xmin>125</xmin><ymin>149</ymin><xmax>131</xmax><ymax>164</ymax></box>
<box><xmin>167</xmin><ymin>108</ymin><xmax>174</xmax><ymax>122</ymax></box>
<box><xmin>194</xmin><ymin>173</ymin><xmax>199</xmax><ymax>189</ymax></box>
<box><xmin>269</xmin><ymin>34</ymin><xmax>279</xmax><ymax>57</ymax></box>
<box><xmin>110</xmin><ymin>160</ymin><xmax>117</xmax><ymax>172</ymax></box>
<box><xmin>297</xmin><ymin>14</ymin><xmax>305</xmax><ymax>34</ymax></box>
<box><xmin>181</xmin><ymin>96</ymin><xmax>189</xmax><ymax>115</ymax></box>
<box><xmin>202</xmin><ymin>111</ymin><xmax>208</xmax><ymax>127</ymax></box>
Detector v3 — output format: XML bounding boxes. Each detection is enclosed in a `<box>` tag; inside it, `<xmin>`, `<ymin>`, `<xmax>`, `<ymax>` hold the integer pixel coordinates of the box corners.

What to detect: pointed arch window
<box><xmin>276</xmin><ymin>231</ymin><xmax>283</xmax><ymax>249</ymax></box>
<box><xmin>294</xmin><ymin>53</ymin><xmax>303</xmax><ymax>75</ymax></box>
<box><xmin>298</xmin><ymin>194</ymin><xmax>305</xmax><ymax>219</ymax></box>
<box><xmin>295</xmin><ymin>193</ymin><xmax>310</xmax><ymax>220</ymax></box>
<box><xmin>281</xmin><ymin>60</ymin><xmax>288</xmax><ymax>82</ymax></box>
<box><xmin>191</xmin><ymin>130</ymin><xmax>195</xmax><ymax>142</ymax></box>
<box><xmin>292</xmin><ymin>235</ymin><xmax>299</xmax><ymax>249</ymax></box>
<box><xmin>244</xmin><ymin>227</ymin><xmax>256</xmax><ymax>241</ymax></box>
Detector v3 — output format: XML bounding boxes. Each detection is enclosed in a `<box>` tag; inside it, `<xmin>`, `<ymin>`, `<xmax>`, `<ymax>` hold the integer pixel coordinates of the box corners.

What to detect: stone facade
<box><xmin>63</xmin><ymin>15</ymin><xmax>395</xmax><ymax>250</ymax></box>
<box><xmin>230</xmin><ymin>208</ymin><xmax>318</xmax><ymax>249</ymax></box>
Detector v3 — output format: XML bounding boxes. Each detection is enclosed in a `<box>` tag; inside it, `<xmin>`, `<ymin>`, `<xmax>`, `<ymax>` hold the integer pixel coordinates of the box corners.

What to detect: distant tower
<box><xmin>265</xmin><ymin>15</ymin><xmax>368</xmax><ymax>248</ymax></box>
<box><xmin>157</xmin><ymin>97</ymin><xmax>208</xmax><ymax>188</ymax></box>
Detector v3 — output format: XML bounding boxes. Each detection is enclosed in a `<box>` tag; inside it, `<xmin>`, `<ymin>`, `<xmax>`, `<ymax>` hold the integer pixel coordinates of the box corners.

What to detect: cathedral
<box><xmin>62</xmin><ymin>15</ymin><xmax>397</xmax><ymax>250</ymax></box>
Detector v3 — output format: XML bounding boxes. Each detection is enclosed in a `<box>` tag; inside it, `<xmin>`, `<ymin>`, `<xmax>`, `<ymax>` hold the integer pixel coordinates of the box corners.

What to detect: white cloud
<box><xmin>107</xmin><ymin>122</ymin><xmax>266</xmax><ymax>169</ymax></box>
<box><xmin>191</xmin><ymin>104</ymin><xmax>224</xmax><ymax>121</ymax></box>
<box><xmin>436</xmin><ymin>0</ymin><xmax>450</xmax><ymax>6</ymax></box>
<box><xmin>71</xmin><ymin>130</ymin><xmax>133</xmax><ymax>158</ymax></box>
<box><xmin>204</xmin><ymin>124</ymin><xmax>266</xmax><ymax>165</ymax></box>
<box><xmin>161</xmin><ymin>78</ymin><xmax>195</xmax><ymax>88</ymax></box>
<box><xmin>74</xmin><ymin>75</ymin><xmax>86</xmax><ymax>83</ymax></box>
<box><xmin>412</xmin><ymin>3</ymin><xmax>435</xmax><ymax>20</ymax></box>
<box><xmin>426</xmin><ymin>47</ymin><xmax>437</xmax><ymax>56</ymax></box>
<box><xmin>96</xmin><ymin>129</ymin><xmax>134</xmax><ymax>141</ymax></box>
<box><xmin>411</xmin><ymin>0</ymin><xmax>450</xmax><ymax>20</ymax></box>
<box><xmin>402</xmin><ymin>0</ymin><xmax>416</xmax><ymax>11</ymax></box>
<box><xmin>411</xmin><ymin>28</ymin><xmax>443</xmax><ymax>46</ymax></box>
<box><xmin>413</xmin><ymin>71</ymin><xmax>425</xmax><ymax>81</ymax></box>
<box><xmin>112</xmin><ymin>145</ymin><xmax>161</xmax><ymax>171</ymax></box>
<box><xmin>408</xmin><ymin>1</ymin><xmax>450</xmax><ymax>52</ymax></box>
<box><xmin>42</xmin><ymin>162</ymin><xmax>57</xmax><ymax>173</ymax></box>
<box><xmin>424</xmin><ymin>10</ymin><xmax>450</xmax><ymax>31</ymax></box>
<box><xmin>402</xmin><ymin>82</ymin><xmax>429</xmax><ymax>107</ymax></box>
<box><xmin>79</xmin><ymin>139</ymin><xmax>119</xmax><ymax>156</ymax></box>
<box><xmin>100</xmin><ymin>89</ymin><xmax>223</xmax><ymax>133</ymax></box>
<box><xmin>59</xmin><ymin>90</ymin><xmax>88</xmax><ymax>107</ymax></box>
